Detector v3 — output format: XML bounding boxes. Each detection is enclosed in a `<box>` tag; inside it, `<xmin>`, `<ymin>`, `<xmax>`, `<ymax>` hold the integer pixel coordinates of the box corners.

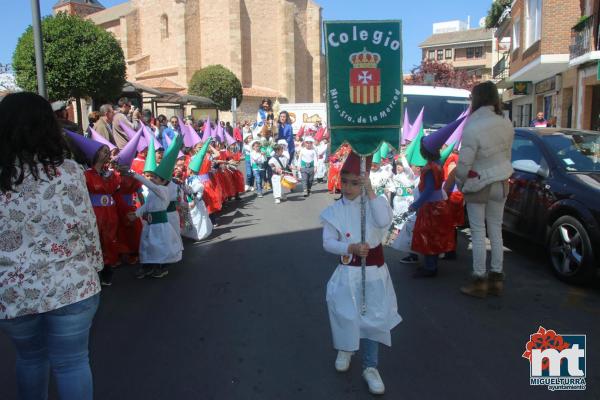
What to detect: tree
<box><xmin>485</xmin><ymin>0</ymin><xmax>512</xmax><ymax>28</ymax></box>
<box><xmin>188</xmin><ymin>65</ymin><xmax>243</xmax><ymax>111</ymax></box>
<box><xmin>407</xmin><ymin>59</ymin><xmax>478</xmax><ymax>91</ymax></box>
<box><xmin>13</xmin><ymin>13</ymin><xmax>126</xmax><ymax>127</ymax></box>
<box><xmin>0</xmin><ymin>63</ymin><xmax>20</xmax><ymax>92</ymax></box>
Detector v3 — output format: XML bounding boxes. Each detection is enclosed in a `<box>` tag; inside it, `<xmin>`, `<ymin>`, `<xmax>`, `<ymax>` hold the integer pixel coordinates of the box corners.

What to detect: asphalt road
<box><xmin>1</xmin><ymin>184</ymin><xmax>599</xmax><ymax>400</ymax></box>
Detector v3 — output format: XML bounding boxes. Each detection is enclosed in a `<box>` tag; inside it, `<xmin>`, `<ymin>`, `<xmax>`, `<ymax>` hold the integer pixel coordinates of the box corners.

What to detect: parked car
<box><xmin>503</xmin><ymin>128</ymin><xmax>600</xmax><ymax>284</ymax></box>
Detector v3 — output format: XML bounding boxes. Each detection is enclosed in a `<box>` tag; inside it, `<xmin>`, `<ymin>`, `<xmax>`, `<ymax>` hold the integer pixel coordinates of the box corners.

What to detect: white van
<box><xmin>403</xmin><ymin>85</ymin><xmax>470</xmax><ymax>130</ymax></box>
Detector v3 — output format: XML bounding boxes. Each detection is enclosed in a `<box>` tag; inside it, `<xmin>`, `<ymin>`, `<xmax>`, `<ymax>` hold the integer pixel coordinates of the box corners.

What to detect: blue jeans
<box><xmin>252</xmin><ymin>169</ymin><xmax>263</xmax><ymax>194</ymax></box>
<box><xmin>361</xmin><ymin>338</ymin><xmax>379</xmax><ymax>369</ymax></box>
<box><xmin>0</xmin><ymin>294</ymin><xmax>100</xmax><ymax>400</ymax></box>
<box><xmin>245</xmin><ymin>158</ymin><xmax>254</xmax><ymax>187</ymax></box>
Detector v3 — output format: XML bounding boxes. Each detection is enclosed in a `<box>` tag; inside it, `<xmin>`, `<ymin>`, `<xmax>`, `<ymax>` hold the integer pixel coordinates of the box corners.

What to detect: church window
<box><xmin>160</xmin><ymin>14</ymin><xmax>169</xmax><ymax>39</ymax></box>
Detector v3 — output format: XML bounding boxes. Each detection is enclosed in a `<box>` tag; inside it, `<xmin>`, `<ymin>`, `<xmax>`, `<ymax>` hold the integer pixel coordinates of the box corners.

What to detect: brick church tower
<box><xmin>53</xmin><ymin>0</ymin><xmax>105</xmax><ymax>17</ymax></box>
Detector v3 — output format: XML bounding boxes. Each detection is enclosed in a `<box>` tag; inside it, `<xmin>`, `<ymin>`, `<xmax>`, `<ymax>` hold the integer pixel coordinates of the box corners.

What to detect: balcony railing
<box><xmin>570</xmin><ymin>15</ymin><xmax>598</xmax><ymax>59</ymax></box>
<box><xmin>493</xmin><ymin>55</ymin><xmax>509</xmax><ymax>81</ymax></box>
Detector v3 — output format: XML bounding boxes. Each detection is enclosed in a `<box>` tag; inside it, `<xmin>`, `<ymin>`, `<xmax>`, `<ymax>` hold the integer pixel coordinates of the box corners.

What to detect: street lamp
<box><xmin>30</xmin><ymin>0</ymin><xmax>47</xmax><ymax>98</ymax></box>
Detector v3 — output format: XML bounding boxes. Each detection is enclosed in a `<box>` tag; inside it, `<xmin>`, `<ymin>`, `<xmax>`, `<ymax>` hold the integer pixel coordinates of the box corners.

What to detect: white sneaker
<box><xmin>250</xmin><ymin>186</ymin><xmax>255</xmax><ymax>192</ymax></box>
<box><xmin>274</xmin><ymin>198</ymin><xmax>280</xmax><ymax>204</ymax></box>
<box><xmin>244</xmin><ymin>185</ymin><xmax>250</xmax><ymax>192</ymax></box>
<box><xmin>362</xmin><ymin>367</ymin><xmax>385</xmax><ymax>395</ymax></box>
<box><xmin>334</xmin><ymin>350</ymin><xmax>353</xmax><ymax>372</ymax></box>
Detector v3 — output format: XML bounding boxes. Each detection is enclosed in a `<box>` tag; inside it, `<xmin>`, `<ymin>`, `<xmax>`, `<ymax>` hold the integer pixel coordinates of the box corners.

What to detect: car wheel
<box><xmin>548</xmin><ymin>216</ymin><xmax>595</xmax><ymax>284</ymax></box>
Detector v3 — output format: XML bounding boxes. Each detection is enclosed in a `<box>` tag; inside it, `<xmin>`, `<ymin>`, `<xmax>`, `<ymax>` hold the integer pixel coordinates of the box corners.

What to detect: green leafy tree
<box><xmin>188</xmin><ymin>65</ymin><xmax>243</xmax><ymax>111</ymax></box>
<box><xmin>13</xmin><ymin>13</ymin><xmax>126</xmax><ymax>127</ymax></box>
<box><xmin>485</xmin><ymin>0</ymin><xmax>512</xmax><ymax>28</ymax></box>
<box><xmin>408</xmin><ymin>59</ymin><xmax>478</xmax><ymax>91</ymax></box>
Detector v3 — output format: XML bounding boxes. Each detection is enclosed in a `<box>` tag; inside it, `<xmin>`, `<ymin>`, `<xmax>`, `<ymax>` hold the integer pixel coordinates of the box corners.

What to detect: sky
<box><xmin>1</xmin><ymin>0</ymin><xmax>491</xmax><ymax>73</ymax></box>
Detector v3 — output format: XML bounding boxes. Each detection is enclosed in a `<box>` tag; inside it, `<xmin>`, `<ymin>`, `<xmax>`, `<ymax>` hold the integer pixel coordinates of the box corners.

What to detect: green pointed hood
<box><xmin>405</xmin><ymin>127</ymin><xmax>427</xmax><ymax>167</ymax></box>
<box><xmin>189</xmin><ymin>138</ymin><xmax>212</xmax><ymax>173</ymax></box>
<box><xmin>143</xmin><ymin>130</ymin><xmax>157</xmax><ymax>173</ymax></box>
<box><xmin>440</xmin><ymin>142</ymin><xmax>456</xmax><ymax>164</ymax></box>
<box><xmin>372</xmin><ymin>149</ymin><xmax>382</xmax><ymax>164</ymax></box>
<box><xmin>154</xmin><ymin>133</ymin><xmax>183</xmax><ymax>181</ymax></box>
<box><xmin>379</xmin><ymin>142</ymin><xmax>390</xmax><ymax>159</ymax></box>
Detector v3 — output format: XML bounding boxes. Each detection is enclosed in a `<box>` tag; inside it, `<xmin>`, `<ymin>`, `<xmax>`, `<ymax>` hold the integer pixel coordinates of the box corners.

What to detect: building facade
<box><xmin>419</xmin><ymin>22</ymin><xmax>494</xmax><ymax>82</ymax></box>
<box><xmin>496</xmin><ymin>0</ymin><xmax>600</xmax><ymax>130</ymax></box>
<box><xmin>53</xmin><ymin>0</ymin><xmax>325</xmax><ymax>121</ymax></box>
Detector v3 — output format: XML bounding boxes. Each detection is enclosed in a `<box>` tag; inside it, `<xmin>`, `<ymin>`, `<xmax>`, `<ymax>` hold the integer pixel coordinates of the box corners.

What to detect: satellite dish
<box><xmin>479</xmin><ymin>17</ymin><xmax>486</xmax><ymax>27</ymax></box>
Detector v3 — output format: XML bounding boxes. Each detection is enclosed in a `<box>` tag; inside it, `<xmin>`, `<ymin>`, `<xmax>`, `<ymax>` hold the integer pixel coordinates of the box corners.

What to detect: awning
<box><xmin>122</xmin><ymin>81</ymin><xmax>165</xmax><ymax>97</ymax></box>
<box><xmin>153</xmin><ymin>92</ymin><xmax>216</xmax><ymax>108</ymax></box>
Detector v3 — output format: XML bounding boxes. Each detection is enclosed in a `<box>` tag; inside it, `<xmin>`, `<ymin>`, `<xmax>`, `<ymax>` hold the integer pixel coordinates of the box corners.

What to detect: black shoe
<box><xmin>135</xmin><ymin>265</ymin><xmax>154</xmax><ymax>279</ymax></box>
<box><xmin>152</xmin><ymin>265</ymin><xmax>169</xmax><ymax>278</ymax></box>
<box><xmin>399</xmin><ymin>254</ymin><xmax>419</xmax><ymax>264</ymax></box>
<box><xmin>99</xmin><ymin>267</ymin><xmax>113</xmax><ymax>286</ymax></box>
<box><xmin>441</xmin><ymin>251</ymin><xmax>457</xmax><ymax>260</ymax></box>
<box><xmin>412</xmin><ymin>267</ymin><xmax>437</xmax><ymax>278</ymax></box>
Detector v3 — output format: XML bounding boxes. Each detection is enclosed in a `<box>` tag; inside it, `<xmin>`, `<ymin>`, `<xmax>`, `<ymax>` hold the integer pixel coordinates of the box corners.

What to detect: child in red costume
<box><xmin>115</xmin><ymin>170</ymin><xmax>142</xmax><ymax>264</ymax></box>
<box><xmin>84</xmin><ymin>146</ymin><xmax>122</xmax><ymax>286</ymax></box>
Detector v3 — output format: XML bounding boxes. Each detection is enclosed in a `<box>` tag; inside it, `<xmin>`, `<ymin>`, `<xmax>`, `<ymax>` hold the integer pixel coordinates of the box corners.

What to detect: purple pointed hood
<box><xmin>182</xmin><ymin>123</ymin><xmax>202</xmax><ymax>148</ymax></box>
<box><xmin>224</xmin><ymin>131</ymin><xmax>236</xmax><ymax>146</ymax></box>
<box><xmin>89</xmin><ymin>128</ymin><xmax>116</xmax><ymax>151</ymax></box>
<box><xmin>116</xmin><ymin>128</ymin><xmax>143</xmax><ymax>167</ymax></box>
<box><xmin>64</xmin><ymin>129</ymin><xmax>105</xmax><ymax>163</ymax></box>
<box><xmin>444</xmin><ymin>113</ymin><xmax>469</xmax><ymax>145</ymax></box>
<box><xmin>141</xmin><ymin>125</ymin><xmax>162</xmax><ymax>152</ymax></box>
<box><xmin>422</xmin><ymin>116</ymin><xmax>467</xmax><ymax>154</ymax></box>
<box><xmin>401</xmin><ymin>108</ymin><xmax>411</xmax><ymax>145</ymax></box>
<box><xmin>119</xmin><ymin>121</ymin><xmax>139</xmax><ymax>140</ymax></box>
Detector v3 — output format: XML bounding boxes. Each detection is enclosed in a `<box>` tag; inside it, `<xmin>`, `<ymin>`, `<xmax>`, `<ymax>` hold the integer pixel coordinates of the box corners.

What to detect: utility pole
<box><xmin>31</xmin><ymin>0</ymin><xmax>47</xmax><ymax>98</ymax></box>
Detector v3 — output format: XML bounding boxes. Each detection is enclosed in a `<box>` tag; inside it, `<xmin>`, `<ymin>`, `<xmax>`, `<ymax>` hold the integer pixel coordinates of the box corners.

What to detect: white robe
<box><xmin>320</xmin><ymin>195</ymin><xmax>402</xmax><ymax>351</ymax></box>
<box><xmin>181</xmin><ymin>176</ymin><xmax>213</xmax><ymax>241</ymax></box>
<box><xmin>167</xmin><ymin>181</ymin><xmax>183</xmax><ymax>240</ymax></box>
<box><xmin>315</xmin><ymin>143</ymin><xmax>328</xmax><ymax>179</ymax></box>
<box><xmin>134</xmin><ymin>175</ymin><xmax>183</xmax><ymax>264</ymax></box>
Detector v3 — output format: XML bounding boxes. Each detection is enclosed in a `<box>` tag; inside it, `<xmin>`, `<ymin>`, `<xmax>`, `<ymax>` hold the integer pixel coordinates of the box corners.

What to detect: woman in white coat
<box><xmin>455</xmin><ymin>81</ymin><xmax>515</xmax><ymax>298</ymax></box>
<box><xmin>320</xmin><ymin>151</ymin><xmax>401</xmax><ymax>395</ymax></box>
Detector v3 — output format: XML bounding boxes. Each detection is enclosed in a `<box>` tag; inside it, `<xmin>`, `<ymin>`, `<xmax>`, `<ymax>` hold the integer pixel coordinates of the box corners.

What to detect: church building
<box><xmin>53</xmin><ymin>0</ymin><xmax>325</xmax><ymax>118</ymax></box>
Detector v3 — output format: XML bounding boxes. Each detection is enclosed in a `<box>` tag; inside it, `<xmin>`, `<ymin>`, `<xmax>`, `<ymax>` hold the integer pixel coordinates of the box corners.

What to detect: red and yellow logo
<box><xmin>349</xmin><ymin>48</ymin><xmax>381</xmax><ymax>105</ymax></box>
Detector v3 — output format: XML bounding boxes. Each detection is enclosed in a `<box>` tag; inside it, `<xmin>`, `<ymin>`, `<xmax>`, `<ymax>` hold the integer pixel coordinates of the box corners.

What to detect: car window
<box><xmin>511</xmin><ymin>136</ymin><xmax>545</xmax><ymax>172</ymax></box>
<box><xmin>541</xmin><ymin>133</ymin><xmax>600</xmax><ymax>172</ymax></box>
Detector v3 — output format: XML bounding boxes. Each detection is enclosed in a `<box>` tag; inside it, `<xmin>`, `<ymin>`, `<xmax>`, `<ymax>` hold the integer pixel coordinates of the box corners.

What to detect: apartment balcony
<box><xmin>569</xmin><ymin>14</ymin><xmax>600</xmax><ymax>67</ymax></box>
<box><xmin>492</xmin><ymin>55</ymin><xmax>511</xmax><ymax>88</ymax></box>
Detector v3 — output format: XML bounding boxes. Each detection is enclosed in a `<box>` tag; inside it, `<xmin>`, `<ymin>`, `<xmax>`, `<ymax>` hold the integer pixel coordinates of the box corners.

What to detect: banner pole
<box><xmin>360</xmin><ymin>155</ymin><xmax>367</xmax><ymax>316</ymax></box>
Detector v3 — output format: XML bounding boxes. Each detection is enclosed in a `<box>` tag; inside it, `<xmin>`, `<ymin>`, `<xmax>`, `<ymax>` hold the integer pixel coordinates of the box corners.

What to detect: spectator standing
<box><xmin>85</xmin><ymin>111</ymin><xmax>100</xmax><ymax>138</ymax></box>
<box><xmin>112</xmin><ymin>97</ymin><xmax>141</xmax><ymax>149</ymax></box>
<box><xmin>93</xmin><ymin>103</ymin><xmax>116</xmax><ymax>145</ymax></box>
<box><xmin>529</xmin><ymin>111</ymin><xmax>548</xmax><ymax>127</ymax></box>
<box><xmin>456</xmin><ymin>81</ymin><xmax>515</xmax><ymax>298</ymax></box>
<box><xmin>0</xmin><ymin>92</ymin><xmax>103</xmax><ymax>400</ymax></box>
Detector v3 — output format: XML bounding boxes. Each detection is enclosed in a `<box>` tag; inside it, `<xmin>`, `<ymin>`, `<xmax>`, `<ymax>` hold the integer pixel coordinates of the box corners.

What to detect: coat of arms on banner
<box><xmin>349</xmin><ymin>48</ymin><xmax>381</xmax><ymax>105</ymax></box>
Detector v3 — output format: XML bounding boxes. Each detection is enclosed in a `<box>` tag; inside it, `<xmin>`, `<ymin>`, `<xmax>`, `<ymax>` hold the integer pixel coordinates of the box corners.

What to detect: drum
<box><xmin>281</xmin><ymin>174</ymin><xmax>298</xmax><ymax>190</ymax></box>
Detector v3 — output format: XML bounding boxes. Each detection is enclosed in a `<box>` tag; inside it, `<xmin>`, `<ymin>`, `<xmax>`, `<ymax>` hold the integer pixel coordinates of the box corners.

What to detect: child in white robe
<box><xmin>268</xmin><ymin>144</ymin><xmax>290</xmax><ymax>204</ymax></box>
<box><xmin>320</xmin><ymin>151</ymin><xmax>401</xmax><ymax>396</ymax></box>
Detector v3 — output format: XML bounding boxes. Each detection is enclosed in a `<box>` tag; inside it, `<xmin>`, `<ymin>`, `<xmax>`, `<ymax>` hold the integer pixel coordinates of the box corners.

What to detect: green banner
<box><xmin>324</xmin><ymin>20</ymin><xmax>402</xmax><ymax>155</ymax></box>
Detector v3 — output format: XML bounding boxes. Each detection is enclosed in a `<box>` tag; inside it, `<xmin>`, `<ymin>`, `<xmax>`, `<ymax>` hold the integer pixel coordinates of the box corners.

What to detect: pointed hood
<box><xmin>444</xmin><ymin>113</ymin><xmax>469</xmax><ymax>145</ymax></box>
<box><xmin>405</xmin><ymin>107</ymin><xmax>424</xmax><ymax>142</ymax></box>
<box><xmin>215</xmin><ymin>123</ymin><xmax>225</xmax><ymax>142</ymax></box>
<box><xmin>440</xmin><ymin>142</ymin><xmax>456</xmax><ymax>164</ymax></box>
<box><xmin>224</xmin><ymin>130</ymin><xmax>236</xmax><ymax>146</ymax></box>
<box><xmin>201</xmin><ymin>117</ymin><xmax>212</xmax><ymax>142</ymax></box>
<box><xmin>89</xmin><ymin>128</ymin><xmax>116</xmax><ymax>151</ymax></box>
<box><xmin>341</xmin><ymin>151</ymin><xmax>372</xmax><ymax>176</ymax></box>
<box><xmin>422</xmin><ymin>116</ymin><xmax>467</xmax><ymax>154</ymax></box>
<box><xmin>143</xmin><ymin>129</ymin><xmax>157</xmax><ymax>173</ymax></box>
<box><xmin>183</xmin><ymin>123</ymin><xmax>202</xmax><ymax>148</ymax></box>
<box><xmin>401</xmin><ymin>108</ymin><xmax>411</xmax><ymax>144</ymax></box>
<box><xmin>64</xmin><ymin>129</ymin><xmax>105</xmax><ymax>164</ymax></box>
<box><xmin>189</xmin><ymin>138</ymin><xmax>213</xmax><ymax>173</ymax></box>
<box><xmin>372</xmin><ymin>150</ymin><xmax>382</xmax><ymax>164</ymax></box>
<box><xmin>153</xmin><ymin>133</ymin><xmax>183</xmax><ymax>181</ymax></box>
<box><xmin>404</xmin><ymin>127</ymin><xmax>427</xmax><ymax>167</ymax></box>
<box><xmin>119</xmin><ymin>121</ymin><xmax>139</xmax><ymax>140</ymax></box>
<box><xmin>140</xmin><ymin>125</ymin><xmax>162</xmax><ymax>152</ymax></box>
<box><xmin>117</xmin><ymin>128</ymin><xmax>143</xmax><ymax>167</ymax></box>
<box><xmin>379</xmin><ymin>142</ymin><xmax>390</xmax><ymax>159</ymax></box>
